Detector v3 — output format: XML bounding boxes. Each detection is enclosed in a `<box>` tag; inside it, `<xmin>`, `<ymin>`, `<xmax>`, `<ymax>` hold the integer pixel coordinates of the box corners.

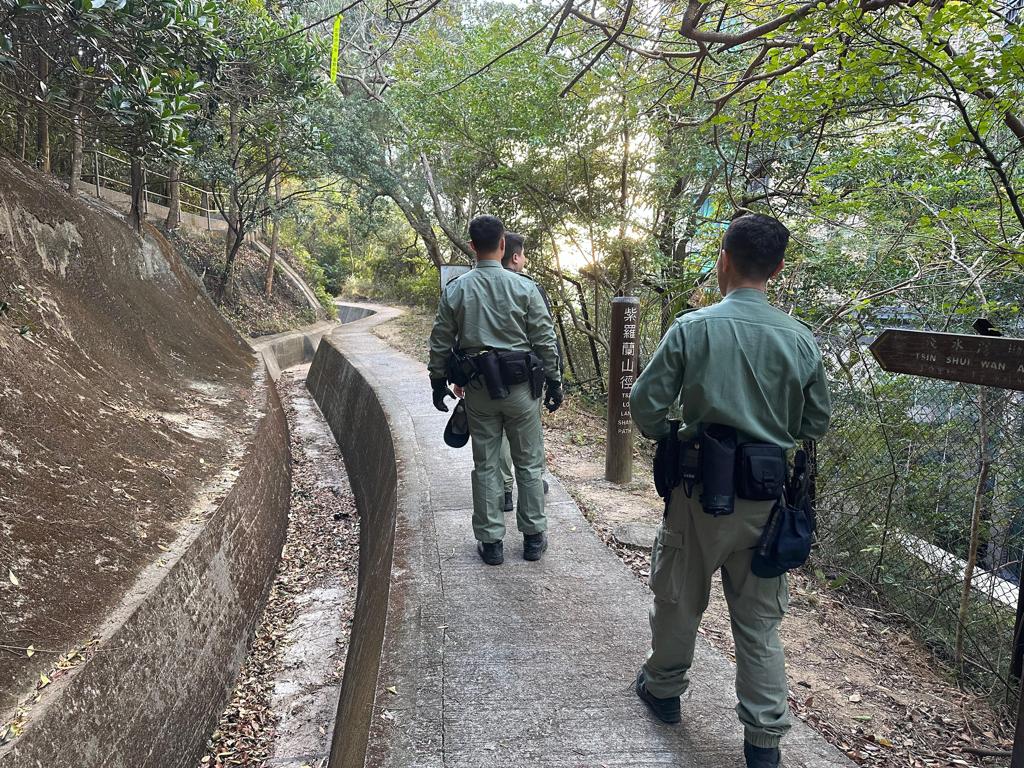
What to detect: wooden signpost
<box><xmin>869</xmin><ymin>329</ymin><xmax>1024</xmax><ymax>391</ymax></box>
<box><xmin>870</xmin><ymin>326</ymin><xmax>1024</xmax><ymax>766</ymax></box>
<box><xmin>606</xmin><ymin>296</ymin><xmax>639</xmax><ymax>484</ymax></box>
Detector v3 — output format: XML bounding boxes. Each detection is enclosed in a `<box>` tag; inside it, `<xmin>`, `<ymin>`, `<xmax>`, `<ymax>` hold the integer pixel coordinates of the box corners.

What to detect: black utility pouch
<box><xmin>736</xmin><ymin>444</ymin><xmax>786</xmax><ymax>501</ymax></box>
<box><xmin>751</xmin><ymin>497</ymin><xmax>814</xmax><ymax>578</ymax></box>
<box><xmin>497</xmin><ymin>351</ymin><xmax>530</xmax><ymax>385</ymax></box>
<box><xmin>699</xmin><ymin>424</ymin><xmax>737</xmax><ymax>516</ymax></box>
<box><xmin>474</xmin><ymin>351</ymin><xmax>509</xmax><ymax>400</ymax></box>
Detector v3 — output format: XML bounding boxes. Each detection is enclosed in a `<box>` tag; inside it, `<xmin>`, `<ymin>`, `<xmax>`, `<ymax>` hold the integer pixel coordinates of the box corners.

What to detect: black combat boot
<box><xmin>743</xmin><ymin>741</ymin><xmax>780</xmax><ymax>768</ymax></box>
<box><xmin>635</xmin><ymin>670</ymin><xmax>681</xmax><ymax>724</ymax></box>
<box><xmin>503</xmin><ymin>491</ymin><xmax>514</xmax><ymax>512</ymax></box>
<box><xmin>477</xmin><ymin>540</ymin><xmax>503</xmax><ymax>566</ymax></box>
<box><xmin>523</xmin><ymin>532</ymin><xmax>548</xmax><ymax>561</ymax></box>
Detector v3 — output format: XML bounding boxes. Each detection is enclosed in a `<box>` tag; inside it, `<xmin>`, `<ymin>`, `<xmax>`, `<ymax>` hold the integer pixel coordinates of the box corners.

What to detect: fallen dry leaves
<box><xmin>198</xmin><ymin>369</ymin><xmax>359</xmax><ymax>768</ymax></box>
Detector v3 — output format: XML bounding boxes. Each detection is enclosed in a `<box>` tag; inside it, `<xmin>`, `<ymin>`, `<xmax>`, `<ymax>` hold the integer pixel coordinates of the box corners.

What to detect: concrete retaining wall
<box><xmin>336</xmin><ymin>304</ymin><xmax>377</xmax><ymax>325</ymax></box>
<box><xmin>306</xmin><ymin>327</ymin><xmax>401</xmax><ymax>768</ymax></box>
<box><xmin>0</xmin><ymin>376</ymin><xmax>291</xmax><ymax>768</ymax></box>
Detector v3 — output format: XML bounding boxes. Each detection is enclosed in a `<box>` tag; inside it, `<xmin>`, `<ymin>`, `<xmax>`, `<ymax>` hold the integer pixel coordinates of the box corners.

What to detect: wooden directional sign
<box><xmin>869</xmin><ymin>329</ymin><xmax>1024</xmax><ymax>391</ymax></box>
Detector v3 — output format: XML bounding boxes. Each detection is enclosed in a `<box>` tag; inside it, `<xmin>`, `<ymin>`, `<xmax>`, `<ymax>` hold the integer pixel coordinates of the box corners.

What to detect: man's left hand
<box><xmin>544</xmin><ymin>379</ymin><xmax>563</xmax><ymax>413</ymax></box>
<box><xmin>431</xmin><ymin>377</ymin><xmax>454</xmax><ymax>412</ymax></box>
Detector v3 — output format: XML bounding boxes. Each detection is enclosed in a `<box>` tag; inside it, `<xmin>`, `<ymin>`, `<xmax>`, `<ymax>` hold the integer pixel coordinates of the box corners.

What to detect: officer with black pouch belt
<box><xmin>428</xmin><ymin>215</ymin><xmax>562</xmax><ymax>566</ymax></box>
<box><xmin>629</xmin><ymin>214</ymin><xmax>831</xmax><ymax>768</ymax></box>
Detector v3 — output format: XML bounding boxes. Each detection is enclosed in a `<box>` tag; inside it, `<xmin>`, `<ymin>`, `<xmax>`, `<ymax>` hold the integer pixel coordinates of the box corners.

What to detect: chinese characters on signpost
<box><xmin>606</xmin><ymin>297</ymin><xmax>640</xmax><ymax>483</ymax></box>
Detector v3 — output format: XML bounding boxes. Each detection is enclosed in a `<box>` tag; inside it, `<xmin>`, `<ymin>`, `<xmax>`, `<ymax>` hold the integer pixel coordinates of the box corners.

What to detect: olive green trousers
<box><xmin>499</xmin><ymin>434</ymin><xmax>514</xmax><ymax>492</ymax></box>
<box><xmin>463</xmin><ymin>381</ymin><xmax>546</xmax><ymax>543</ymax></box>
<box><xmin>643</xmin><ymin>488</ymin><xmax>791</xmax><ymax>748</ymax></box>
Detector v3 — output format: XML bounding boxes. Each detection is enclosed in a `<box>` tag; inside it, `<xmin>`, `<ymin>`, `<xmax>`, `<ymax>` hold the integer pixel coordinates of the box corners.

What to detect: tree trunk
<box><xmin>573</xmin><ymin>279</ymin><xmax>604</xmax><ymax>393</ymax></box>
<box><xmin>954</xmin><ymin>386</ymin><xmax>993</xmax><ymax>669</ymax></box>
<box><xmin>165</xmin><ymin>164</ymin><xmax>181</xmax><ymax>229</ymax></box>
<box><xmin>225</xmin><ymin>101</ymin><xmax>239</xmax><ymax>259</ymax></box>
<box><xmin>264</xmin><ymin>171</ymin><xmax>282</xmax><ymax>297</ymax></box>
<box><xmin>128</xmin><ymin>156</ymin><xmax>144</xmax><ymax>232</ymax></box>
<box><xmin>68</xmin><ymin>84</ymin><xmax>84</xmax><ymax>197</ymax></box>
<box><xmin>216</xmin><ymin>226</ymin><xmax>246</xmax><ymax>305</ymax></box>
<box><xmin>553</xmin><ymin>303</ymin><xmax>579</xmax><ymax>382</ymax></box>
<box><xmin>35</xmin><ymin>51</ymin><xmax>50</xmax><ymax>173</ymax></box>
<box><xmin>15</xmin><ymin>76</ymin><xmax>28</xmax><ymax>161</ymax></box>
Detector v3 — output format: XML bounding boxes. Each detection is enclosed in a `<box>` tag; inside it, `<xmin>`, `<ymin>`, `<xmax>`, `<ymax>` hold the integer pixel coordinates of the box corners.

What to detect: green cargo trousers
<box><xmin>463</xmin><ymin>381</ymin><xmax>547</xmax><ymax>543</ymax></box>
<box><xmin>643</xmin><ymin>488</ymin><xmax>791</xmax><ymax>748</ymax></box>
<box><xmin>499</xmin><ymin>434</ymin><xmax>514</xmax><ymax>493</ymax></box>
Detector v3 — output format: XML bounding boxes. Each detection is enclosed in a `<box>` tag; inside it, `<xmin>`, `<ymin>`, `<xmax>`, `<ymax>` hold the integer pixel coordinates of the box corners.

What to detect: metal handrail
<box><xmin>89</xmin><ymin>148</ymin><xmax>225</xmax><ymax>229</ymax></box>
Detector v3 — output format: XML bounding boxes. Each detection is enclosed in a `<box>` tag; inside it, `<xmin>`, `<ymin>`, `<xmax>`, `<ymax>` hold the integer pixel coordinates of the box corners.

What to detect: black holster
<box><xmin>474</xmin><ymin>351</ymin><xmax>509</xmax><ymax>399</ymax></box>
<box><xmin>653</xmin><ymin>421</ymin><xmax>682</xmax><ymax>513</ymax></box>
<box><xmin>446</xmin><ymin>346</ymin><xmax>476</xmax><ymax>388</ymax></box>
<box><xmin>528</xmin><ymin>354</ymin><xmax>545</xmax><ymax>399</ymax></box>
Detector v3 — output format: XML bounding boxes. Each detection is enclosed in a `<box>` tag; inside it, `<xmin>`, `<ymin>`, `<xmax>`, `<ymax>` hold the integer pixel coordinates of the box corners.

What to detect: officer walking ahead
<box><xmin>629</xmin><ymin>214</ymin><xmax>831</xmax><ymax>768</ymax></box>
<box><xmin>428</xmin><ymin>215</ymin><xmax>563</xmax><ymax>566</ymax></box>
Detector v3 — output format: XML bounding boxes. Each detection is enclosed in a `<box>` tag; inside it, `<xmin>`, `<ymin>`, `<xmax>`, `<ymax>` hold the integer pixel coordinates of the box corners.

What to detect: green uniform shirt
<box><xmin>629</xmin><ymin>288</ymin><xmax>831</xmax><ymax>446</ymax></box>
<box><xmin>428</xmin><ymin>259</ymin><xmax>561</xmax><ymax>382</ymax></box>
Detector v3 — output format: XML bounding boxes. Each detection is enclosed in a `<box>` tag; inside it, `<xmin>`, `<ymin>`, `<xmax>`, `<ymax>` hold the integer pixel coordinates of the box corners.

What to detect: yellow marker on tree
<box><xmin>329</xmin><ymin>14</ymin><xmax>342</xmax><ymax>83</ymax></box>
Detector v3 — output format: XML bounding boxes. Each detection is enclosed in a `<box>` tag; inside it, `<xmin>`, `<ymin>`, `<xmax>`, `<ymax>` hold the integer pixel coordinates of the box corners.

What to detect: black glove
<box><xmin>431</xmin><ymin>377</ymin><xmax>454</xmax><ymax>412</ymax></box>
<box><xmin>543</xmin><ymin>379</ymin><xmax>563</xmax><ymax>413</ymax></box>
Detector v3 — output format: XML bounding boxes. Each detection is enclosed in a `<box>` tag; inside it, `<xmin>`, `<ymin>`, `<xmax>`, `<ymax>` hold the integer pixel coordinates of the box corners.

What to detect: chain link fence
<box><xmin>815</xmin><ymin>314</ymin><xmax>1024</xmax><ymax>709</ymax></box>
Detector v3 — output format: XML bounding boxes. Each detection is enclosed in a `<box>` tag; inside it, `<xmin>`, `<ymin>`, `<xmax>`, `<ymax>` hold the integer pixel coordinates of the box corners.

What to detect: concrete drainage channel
<box><xmin>199</xmin><ymin>302</ymin><xmax>388</xmax><ymax>768</ymax></box>
<box><xmin>199</xmin><ymin>364</ymin><xmax>359</xmax><ymax>768</ymax></box>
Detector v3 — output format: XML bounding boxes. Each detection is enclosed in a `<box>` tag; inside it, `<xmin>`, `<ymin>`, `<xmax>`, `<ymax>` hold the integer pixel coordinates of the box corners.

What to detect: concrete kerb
<box><xmin>0</xmin><ymin>365</ymin><xmax>291</xmax><ymax>768</ymax></box>
<box><xmin>305</xmin><ymin>306</ymin><xmax>856</xmax><ymax>768</ymax></box>
<box><xmin>304</xmin><ymin>305</ymin><xmax>407</xmax><ymax>768</ymax></box>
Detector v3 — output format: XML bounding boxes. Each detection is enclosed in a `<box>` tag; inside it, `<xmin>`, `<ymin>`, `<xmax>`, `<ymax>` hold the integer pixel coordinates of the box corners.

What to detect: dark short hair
<box><xmin>501</xmin><ymin>232</ymin><xmax>525</xmax><ymax>268</ymax></box>
<box><xmin>469</xmin><ymin>215</ymin><xmax>505</xmax><ymax>254</ymax></box>
<box><xmin>722</xmin><ymin>214</ymin><xmax>790</xmax><ymax>280</ymax></box>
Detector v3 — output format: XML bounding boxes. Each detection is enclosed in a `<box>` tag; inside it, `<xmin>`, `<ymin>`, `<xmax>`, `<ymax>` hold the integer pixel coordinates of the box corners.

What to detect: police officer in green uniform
<box><xmin>428</xmin><ymin>215</ymin><xmax>563</xmax><ymax>565</ymax></box>
<box><xmin>496</xmin><ymin>232</ymin><xmax>557</xmax><ymax>508</ymax></box>
<box><xmin>628</xmin><ymin>214</ymin><xmax>831</xmax><ymax>768</ymax></box>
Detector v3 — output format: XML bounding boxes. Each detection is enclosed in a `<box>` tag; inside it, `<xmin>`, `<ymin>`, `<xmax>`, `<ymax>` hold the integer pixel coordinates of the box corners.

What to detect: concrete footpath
<box><xmin>330</xmin><ymin>311</ymin><xmax>853</xmax><ymax>768</ymax></box>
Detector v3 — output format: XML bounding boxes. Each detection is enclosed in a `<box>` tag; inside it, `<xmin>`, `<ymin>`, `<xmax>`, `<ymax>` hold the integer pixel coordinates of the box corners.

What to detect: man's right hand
<box><xmin>431</xmin><ymin>378</ymin><xmax>454</xmax><ymax>412</ymax></box>
<box><xmin>544</xmin><ymin>379</ymin><xmax>563</xmax><ymax>412</ymax></box>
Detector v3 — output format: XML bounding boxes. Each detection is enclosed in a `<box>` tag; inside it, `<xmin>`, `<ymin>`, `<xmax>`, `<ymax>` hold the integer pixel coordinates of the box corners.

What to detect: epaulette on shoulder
<box><xmin>793</xmin><ymin>316</ymin><xmax>813</xmax><ymax>330</ymax></box>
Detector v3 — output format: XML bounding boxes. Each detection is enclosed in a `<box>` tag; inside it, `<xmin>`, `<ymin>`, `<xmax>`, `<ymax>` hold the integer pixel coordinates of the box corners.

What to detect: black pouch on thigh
<box><xmin>751</xmin><ymin>497</ymin><xmax>814</xmax><ymax>578</ymax></box>
<box><xmin>736</xmin><ymin>443</ymin><xmax>786</xmax><ymax>501</ymax></box>
<box><xmin>699</xmin><ymin>424</ymin><xmax>736</xmax><ymax>516</ymax></box>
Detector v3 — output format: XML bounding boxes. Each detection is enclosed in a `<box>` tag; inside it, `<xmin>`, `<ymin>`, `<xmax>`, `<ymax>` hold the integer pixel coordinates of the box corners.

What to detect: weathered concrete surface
<box><xmin>308</xmin><ymin>310</ymin><xmax>855</xmax><ymax>768</ymax></box>
<box><xmin>0</xmin><ymin>376</ymin><xmax>291</xmax><ymax>768</ymax></box>
<box><xmin>253</xmin><ymin>303</ymin><xmax>379</xmax><ymax>381</ymax></box>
